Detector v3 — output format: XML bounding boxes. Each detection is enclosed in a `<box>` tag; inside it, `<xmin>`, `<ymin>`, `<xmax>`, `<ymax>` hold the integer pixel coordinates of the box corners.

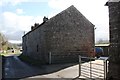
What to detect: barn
<box><xmin>22</xmin><ymin>5</ymin><xmax>95</xmax><ymax>64</ymax></box>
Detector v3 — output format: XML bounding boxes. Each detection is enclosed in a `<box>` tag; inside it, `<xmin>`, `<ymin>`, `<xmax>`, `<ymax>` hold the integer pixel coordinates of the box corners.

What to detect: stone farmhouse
<box><xmin>22</xmin><ymin>5</ymin><xmax>95</xmax><ymax>64</ymax></box>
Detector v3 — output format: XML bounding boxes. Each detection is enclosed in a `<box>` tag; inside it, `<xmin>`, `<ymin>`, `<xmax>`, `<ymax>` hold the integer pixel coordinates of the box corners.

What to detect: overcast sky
<box><xmin>0</xmin><ymin>0</ymin><xmax>109</xmax><ymax>43</ymax></box>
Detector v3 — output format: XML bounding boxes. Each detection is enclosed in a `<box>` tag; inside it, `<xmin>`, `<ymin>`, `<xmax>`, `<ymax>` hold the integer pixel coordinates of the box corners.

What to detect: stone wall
<box><xmin>22</xmin><ymin>6</ymin><xmax>94</xmax><ymax>64</ymax></box>
<box><xmin>107</xmin><ymin>2</ymin><xmax>120</xmax><ymax>79</ymax></box>
<box><xmin>22</xmin><ymin>24</ymin><xmax>47</xmax><ymax>63</ymax></box>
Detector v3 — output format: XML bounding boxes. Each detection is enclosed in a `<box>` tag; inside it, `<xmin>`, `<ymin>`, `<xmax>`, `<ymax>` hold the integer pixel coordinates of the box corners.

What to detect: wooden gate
<box><xmin>78</xmin><ymin>56</ymin><xmax>108</xmax><ymax>80</ymax></box>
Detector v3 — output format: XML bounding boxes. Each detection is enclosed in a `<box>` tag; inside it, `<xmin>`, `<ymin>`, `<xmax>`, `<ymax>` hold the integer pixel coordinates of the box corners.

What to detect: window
<box><xmin>37</xmin><ymin>45</ymin><xmax>38</xmax><ymax>52</ymax></box>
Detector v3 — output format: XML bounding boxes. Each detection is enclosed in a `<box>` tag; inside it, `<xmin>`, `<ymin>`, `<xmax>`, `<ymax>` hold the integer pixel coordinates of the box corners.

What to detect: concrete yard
<box><xmin>26</xmin><ymin>59</ymin><xmax>108</xmax><ymax>79</ymax></box>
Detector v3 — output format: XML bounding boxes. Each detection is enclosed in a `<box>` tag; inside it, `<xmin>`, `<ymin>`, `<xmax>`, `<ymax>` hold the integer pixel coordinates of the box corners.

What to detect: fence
<box><xmin>48</xmin><ymin>51</ymin><xmax>88</xmax><ymax>64</ymax></box>
<box><xmin>78</xmin><ymin>56</ymin><xmax>108</xmax><ymax>80</ymax></box>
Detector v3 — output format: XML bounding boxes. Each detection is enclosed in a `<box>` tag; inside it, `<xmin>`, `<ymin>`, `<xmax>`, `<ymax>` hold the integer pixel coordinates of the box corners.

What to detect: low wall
<box><xmin>49</xmin><ymin>51</ymin><xmax>88</xmax><ymax>64</ymax></box>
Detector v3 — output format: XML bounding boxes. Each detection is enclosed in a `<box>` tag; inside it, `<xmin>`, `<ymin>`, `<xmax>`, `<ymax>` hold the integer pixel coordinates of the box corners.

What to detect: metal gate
<box><xmin>78</xmin><ymin>56</ymin><xmax>108</xmax><ymax>80</ymax></box>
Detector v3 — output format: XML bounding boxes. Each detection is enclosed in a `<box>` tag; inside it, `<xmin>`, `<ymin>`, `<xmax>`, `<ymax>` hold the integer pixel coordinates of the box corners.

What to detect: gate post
<box><xmin>106</xmin><ymin>60</ymin><xmax>108</xmax><ymax>80</ymax></box>
<box><xmin>49</xmin><ymin>52</ymin><xmax>51</xmax><ymax>64</ymax></box>
<box><xmin>104</xmin><ymin>60</ymin><xmax>106</xmax><ymax>80</ymax></box>
<box><xmin>79</xmin><ymin>55</ymin><xmax>81</xmax><ymax>76</ymax></box>
<box><xmin>90</xmin><ymin>57</ymin><xmax>92</xmax><ymax>78</ymax></box>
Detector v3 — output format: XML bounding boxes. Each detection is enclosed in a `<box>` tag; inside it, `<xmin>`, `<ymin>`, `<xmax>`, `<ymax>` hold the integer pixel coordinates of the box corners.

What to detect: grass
<box><xmin>18</xmin><ymin>54</ymin><xmax>45</xmax><ymax>66</ymax></box>
<box><xmin>0</xmin><ymin>50</ymin><xmax>21</xmax><ymax>56</ymax></box>
<box><xmin>0</xmin><ymin>52</ymin><xmax>12</xmax><ymax>56</ymax></box>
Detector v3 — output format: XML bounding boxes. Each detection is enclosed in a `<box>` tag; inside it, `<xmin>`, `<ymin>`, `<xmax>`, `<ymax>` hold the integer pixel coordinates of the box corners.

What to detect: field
<box><xmin>0</xmin><ymin>49</ymin><xmax>21</xmax><ymax>56</ymax></box>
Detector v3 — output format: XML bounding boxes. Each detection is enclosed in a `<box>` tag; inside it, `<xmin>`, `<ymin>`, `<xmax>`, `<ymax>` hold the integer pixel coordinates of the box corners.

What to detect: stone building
<box><xmin>22</xmin><ymin>5</ymin><xmax>95</xmax><ymax>64</ymax></box>
<box><xmin>105</xmin><ymin>0</ymin><xmax>120</xmax><ymax>79</ymax></box>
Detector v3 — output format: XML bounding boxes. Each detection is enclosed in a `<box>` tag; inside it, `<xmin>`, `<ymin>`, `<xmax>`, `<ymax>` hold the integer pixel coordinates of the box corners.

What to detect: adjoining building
<box><xmin>22</xmin><ymin>5</ymin><xmax>95</xmax><ymax>64</ymax></box>
<box><xmin>95</xmin><ymin>44</ymin><xmax>109</xmax><ymax>57</ymax></box>
<box><xmin>105</xmin><ymin>0</ymin><xmax>120</xmax><ymax>79</ymax></box>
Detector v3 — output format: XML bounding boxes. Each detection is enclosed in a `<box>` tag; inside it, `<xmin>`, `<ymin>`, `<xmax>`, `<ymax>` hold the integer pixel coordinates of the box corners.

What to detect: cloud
<box><xmin>0</xmin><ymin>0</ymin><xmax>109</xmax><ymax>43</ymax></box>
<box><xmin>0</xmin><ymin>0</ymin><xmax>28</xmax><ymax>6</ymax></box>
<box><xmin>0</xmin><ymin>0</ymin><xmax>49</xmax><ymax>6</ymax></box>
<box><xmin>8</xmin><ymin>40</ymin><xmax>22</xmax><ymax>44</ymax></box>
<box><xmin>16</xmin><ymin>9</ymin><xmax>24</xmax><ymax>14</ymax></box>
<box><xmin>48</xmin><ymin>0</ymin><xmax>74</xmax><ymax>10</ymax></box>
<box><xmin>1</xmin><ymin>11</ymin><xmax>43</xmax><ymax>41</ymax></box>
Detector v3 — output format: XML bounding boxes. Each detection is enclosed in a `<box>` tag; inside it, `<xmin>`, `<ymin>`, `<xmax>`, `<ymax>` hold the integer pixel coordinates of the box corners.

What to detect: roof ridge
<box><xmin>108</xmin><ymin>0</ymin><xmax>120</xmax><ymax>2</ymax></box>
<box><xmin>23</xmin><ymin>5</ymin><xmax>94</xmax><ymax>37</ymax></box>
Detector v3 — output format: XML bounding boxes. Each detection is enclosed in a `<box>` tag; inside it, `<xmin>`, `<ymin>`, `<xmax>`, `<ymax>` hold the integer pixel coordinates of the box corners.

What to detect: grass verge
<box><xmin>18</xmin><ymin>54</ymin><xmax>45</xmax><ymax>66</ymax></box>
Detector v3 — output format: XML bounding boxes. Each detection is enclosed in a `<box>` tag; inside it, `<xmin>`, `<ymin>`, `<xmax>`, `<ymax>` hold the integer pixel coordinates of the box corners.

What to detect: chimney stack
<box><xmin>34</xmin><ymin>23</ymin><xmax>39</xmax><ymax>27</ymax></box>
<box><xmin>43</xmin><ymin>16</ymin><xmax>48</xmax><ymax>22</ymax></box>
<box><xmin>31</xmin><ymin>26</ymin><xmax>34</xmax><ymax>30</ymax></box>
<box><xmin>31</xmin><ymin>23</ymin><xmax>39</xmax><ymax>30</ymax></box>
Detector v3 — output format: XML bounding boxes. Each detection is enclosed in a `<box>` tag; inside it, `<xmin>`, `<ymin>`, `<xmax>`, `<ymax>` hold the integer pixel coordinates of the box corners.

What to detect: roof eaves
<box><xmin>105</xmin><ymin>0</ymin><xmax>120</xmax><ymax>6</ymax></box>
<box><xmin>95</xmin><ymin>43</ymin><xmax>110</xmax><ymax>47</ymax></box>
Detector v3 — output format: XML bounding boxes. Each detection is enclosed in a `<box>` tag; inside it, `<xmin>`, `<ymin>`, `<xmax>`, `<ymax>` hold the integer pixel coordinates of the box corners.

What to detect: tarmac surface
<box><xmin>3</xmin><ymin>55</ymin><xmax>108</xmax><ymax>80</ymax></box>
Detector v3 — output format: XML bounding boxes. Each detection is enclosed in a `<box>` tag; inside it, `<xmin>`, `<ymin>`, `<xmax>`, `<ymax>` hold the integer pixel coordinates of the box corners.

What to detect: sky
<box><xmin>0</xmin><ymin>0</ymin><xmax>109</xmax><ymax>43</ymax></box>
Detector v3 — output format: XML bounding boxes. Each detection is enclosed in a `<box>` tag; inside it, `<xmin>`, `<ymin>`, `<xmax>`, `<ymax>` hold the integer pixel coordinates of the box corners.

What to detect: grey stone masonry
<box><xmin>106</xmin><ymin>1</ymin><xmax>120</xmax><ymax>79</ymax></box>
<box><xmin>22</xmin><ymin>5</ymin><xmax>95</xmax><ymax>64</ymax></box>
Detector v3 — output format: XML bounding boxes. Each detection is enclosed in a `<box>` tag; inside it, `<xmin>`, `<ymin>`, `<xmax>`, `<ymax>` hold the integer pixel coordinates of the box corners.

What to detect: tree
<box><xmin>96</xmin><ymin>39</ymin><xmax>109</xmax><ymax>44</ymax></box>
<box><xmin>0</xmin><ymin>32</ymin><xmax>9</xmax><ymax>53</ymax></box>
